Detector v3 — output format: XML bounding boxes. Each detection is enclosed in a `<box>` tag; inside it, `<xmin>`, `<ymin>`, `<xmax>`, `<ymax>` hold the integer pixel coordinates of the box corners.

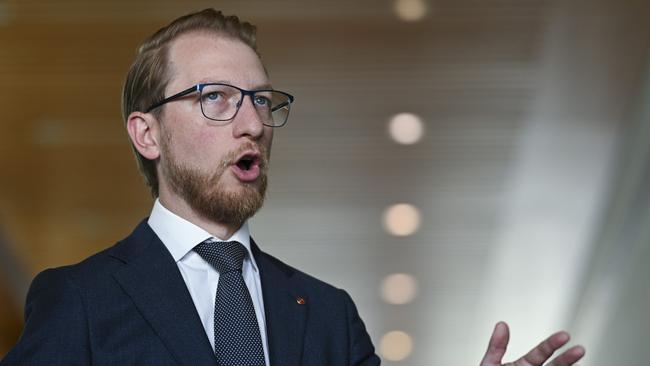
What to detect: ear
<box><xmin>126</xmin><ymin>111</ymin><xmax>161</xmax><ymax>160</ymax></box>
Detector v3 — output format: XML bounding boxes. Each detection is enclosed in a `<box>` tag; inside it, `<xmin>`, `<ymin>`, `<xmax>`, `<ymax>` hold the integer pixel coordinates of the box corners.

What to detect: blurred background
<box><xmin>1</xmin><ymin>0</ymin><xmax>649</xmax><ymax>364</ymax></box>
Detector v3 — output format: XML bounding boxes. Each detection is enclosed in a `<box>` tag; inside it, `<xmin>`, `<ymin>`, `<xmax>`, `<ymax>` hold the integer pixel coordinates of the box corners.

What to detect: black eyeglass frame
<box><xmin>144</xmin><ymin>83</ymin><xmax>295</xmax><ymax>127</ymax></box>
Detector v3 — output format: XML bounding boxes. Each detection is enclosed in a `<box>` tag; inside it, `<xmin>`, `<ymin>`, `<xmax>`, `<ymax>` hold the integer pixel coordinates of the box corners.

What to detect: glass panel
<box><xmin>200</xmin><ymin>84</ymin><xmax>240</xmax><ymax>120</ymax></box>
<box><xmin>270</xmin><ymin>92</ymin><xmax>291</xmax><ymax>126</ymax></box>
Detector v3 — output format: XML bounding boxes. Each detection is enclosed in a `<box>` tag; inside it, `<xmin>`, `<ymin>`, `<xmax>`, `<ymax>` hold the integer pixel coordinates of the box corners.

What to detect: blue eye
<box><xmin>205</xmin><ymin>92</ymin><xmax>221</xmax><ymax>101</ymax></box>
<box><xmin>254</xmin><ymin>95</ymin><xmax>270</xmax><ymax>107</ymax></box>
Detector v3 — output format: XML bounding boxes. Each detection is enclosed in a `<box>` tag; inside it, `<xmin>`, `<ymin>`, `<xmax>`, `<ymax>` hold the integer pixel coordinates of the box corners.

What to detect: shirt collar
<box><xmin>147</xmin><ymin>199</ymin><xmax>259</xmax><ymax>272</ymax></box>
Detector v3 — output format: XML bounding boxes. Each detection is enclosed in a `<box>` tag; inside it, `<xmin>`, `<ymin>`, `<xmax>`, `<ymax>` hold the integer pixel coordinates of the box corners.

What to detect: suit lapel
<box><xmin>252</xmin><ymin>240</ymin><xmax>308</xmax><ymax>366</ymax></box>
<box><xmin>109</xmin><ymin>221</ymin><xmax>215</xmax><ymax>366</ymax></box>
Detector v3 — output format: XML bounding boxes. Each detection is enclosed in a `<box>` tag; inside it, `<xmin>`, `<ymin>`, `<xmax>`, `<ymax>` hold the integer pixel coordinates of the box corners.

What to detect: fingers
<box><xmin>547</xmin><ymin>345</ymin><xmax>586</xmax><ymax>366</ymax></box>
<box><xmin>480</xmin><ymin>321</ymin><xmax>510</xmax><ymax>366</ymax></box>
<box><xmin>514</xmin><ymin>331</ymin><xmax>584</xmax><ymax>366</ymax></box>
<box><xmin>480</xmin><ymin>323</ymin><xmax>585</xmax><ymax>366</ymax></box>
<box><xmin>514</xmin><ymin>331</ymin><xmax>569</xmax><ymax>365</ymax></box>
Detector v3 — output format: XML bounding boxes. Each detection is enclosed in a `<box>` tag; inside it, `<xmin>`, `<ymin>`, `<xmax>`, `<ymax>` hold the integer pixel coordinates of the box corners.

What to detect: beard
<box><xmin>159</xmin><ymin>133</ymin><xmax>269</xmax><ymax>229</ymax></box>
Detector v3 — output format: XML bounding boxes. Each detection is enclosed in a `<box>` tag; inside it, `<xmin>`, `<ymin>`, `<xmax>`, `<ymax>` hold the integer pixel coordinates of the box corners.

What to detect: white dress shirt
<box><xmin>148</xmin><ymin>199</ymin><xmax>269</xmax><ymax>365</ymax></box>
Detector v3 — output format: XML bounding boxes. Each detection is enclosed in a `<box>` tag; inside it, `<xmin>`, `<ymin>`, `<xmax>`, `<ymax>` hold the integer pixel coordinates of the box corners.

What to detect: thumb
<box><xmin>480</xmin><ymin>321</ymin><xmax>510</xmax><ymax>366</ymax></box>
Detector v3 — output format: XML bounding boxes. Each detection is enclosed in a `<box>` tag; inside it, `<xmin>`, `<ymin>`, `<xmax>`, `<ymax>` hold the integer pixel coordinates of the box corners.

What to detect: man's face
<box><xmin>157</xmin><ymin>32</ymin><xmax>273</xmax><ymax>227</ymax></box>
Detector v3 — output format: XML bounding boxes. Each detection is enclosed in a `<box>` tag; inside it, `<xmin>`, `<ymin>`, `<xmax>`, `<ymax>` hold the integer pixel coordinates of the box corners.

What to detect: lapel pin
<box><xmin>296</xmin><ymin>297</ymin><xmax>306</xmax><ymax>305</ymax></box>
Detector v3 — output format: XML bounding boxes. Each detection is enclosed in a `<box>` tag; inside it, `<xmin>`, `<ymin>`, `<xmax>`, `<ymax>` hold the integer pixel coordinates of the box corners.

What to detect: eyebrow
<box><xmin>198</xmin><ymin>79</ymin><xmax>273</xmax><ymax>90</ymax></box>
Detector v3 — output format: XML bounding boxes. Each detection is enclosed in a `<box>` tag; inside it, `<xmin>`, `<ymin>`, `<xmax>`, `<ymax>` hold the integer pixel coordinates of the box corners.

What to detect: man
<box><xmin>2</xmin><ymin>9</ymin><xmax>585</xmax><ymax>366</ymax></box>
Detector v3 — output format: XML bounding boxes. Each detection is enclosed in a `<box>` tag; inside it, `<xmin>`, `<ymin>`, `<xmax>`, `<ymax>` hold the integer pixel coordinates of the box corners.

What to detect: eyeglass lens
<box><xmin>199</xmin><ymin>84</ymin><xmax>291</xmax><ymax>126</ymax></box>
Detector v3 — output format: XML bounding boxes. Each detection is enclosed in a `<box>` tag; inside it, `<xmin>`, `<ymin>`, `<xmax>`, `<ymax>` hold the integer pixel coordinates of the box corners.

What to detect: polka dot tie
<box><xmin>194</xmin><ymin>240</ymin><xmax>266</xmax><ymax>366</ymax></box>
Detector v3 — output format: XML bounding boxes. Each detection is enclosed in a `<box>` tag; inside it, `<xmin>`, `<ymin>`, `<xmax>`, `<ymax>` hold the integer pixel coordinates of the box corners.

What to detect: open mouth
<box><xmin>231</xmin><ymin>152</ymin><xmax>262</xmax><ymax>182</ymax></box>
<box><xmin>236</xmin><ymin>154</ymin><xmax>258</xmax><ymax>171</ymax></box>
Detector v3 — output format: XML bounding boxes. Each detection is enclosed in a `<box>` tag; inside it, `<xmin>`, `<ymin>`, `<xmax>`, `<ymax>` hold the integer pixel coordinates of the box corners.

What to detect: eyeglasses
<box><xmin>145</xmin><ymin>83</ymin><xmax>295</xmax><ymax>127</ymax></box>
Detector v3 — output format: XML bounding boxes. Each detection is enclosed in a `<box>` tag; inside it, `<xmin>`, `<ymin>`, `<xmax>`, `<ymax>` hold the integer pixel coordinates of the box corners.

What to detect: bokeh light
<box><xmin>381</xmin><ymin>273</ymin><xmax>419</xmax><ymax>305</ymax></box>
<box><xmin>388</xmin><ymin>112</ymin><xmax>424</xmax><ymax>145</ymax></box>
<box><xmin>379</xmin><ymin>330</ymin><xmax>414</xmax><ymax>361</ymax></box>
<box><xmin>394</xmin><ymin>0</ymin><xmax>428</xmax><ymax>22</ymax></box>
<box><xmin>383</xmin><ymin>203</ymin><xmax>421</xmax><ymax>236</ymax></box>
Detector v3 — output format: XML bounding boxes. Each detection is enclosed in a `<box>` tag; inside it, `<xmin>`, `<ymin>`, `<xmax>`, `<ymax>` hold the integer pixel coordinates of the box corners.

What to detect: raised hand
<box><xmin>480</xmin><ymin>322</ymin><xmax>585</xmax><ymax>366</ymax></box>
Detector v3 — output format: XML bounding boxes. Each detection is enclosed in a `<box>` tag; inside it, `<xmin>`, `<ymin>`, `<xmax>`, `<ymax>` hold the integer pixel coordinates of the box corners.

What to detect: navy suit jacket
<box><xmin>1</xmin><ymin>220</ymin><xmax>380</xmax><ymax>365</ymax></box>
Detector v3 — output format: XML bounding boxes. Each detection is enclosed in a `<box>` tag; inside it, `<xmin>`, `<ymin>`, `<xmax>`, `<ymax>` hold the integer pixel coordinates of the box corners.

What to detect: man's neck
<box><xmin>157</xmin><ymin>192</ymin><xmax>240</xmax><ymax>240</ymax></box>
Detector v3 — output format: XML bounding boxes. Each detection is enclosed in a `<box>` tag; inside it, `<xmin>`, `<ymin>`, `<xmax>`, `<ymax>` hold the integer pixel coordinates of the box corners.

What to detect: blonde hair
<box><xmin>122</xmin><ymin>8</ymin><xmax>258</xmax><ymax>197</ymax></box>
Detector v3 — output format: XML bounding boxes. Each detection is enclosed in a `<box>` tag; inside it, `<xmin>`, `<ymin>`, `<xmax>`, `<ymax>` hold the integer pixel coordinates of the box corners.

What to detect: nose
<box><xmin>232</xmin><ymin>95</ymin><xmax>265</xmax><ymax>140</ymax></box>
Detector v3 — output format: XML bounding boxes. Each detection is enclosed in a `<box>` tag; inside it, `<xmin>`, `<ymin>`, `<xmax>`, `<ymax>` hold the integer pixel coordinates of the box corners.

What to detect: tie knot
<box><xmin>194</xmin><ymin>240</ymin><xmax>247</xmax><ymax>273</ymax></box>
